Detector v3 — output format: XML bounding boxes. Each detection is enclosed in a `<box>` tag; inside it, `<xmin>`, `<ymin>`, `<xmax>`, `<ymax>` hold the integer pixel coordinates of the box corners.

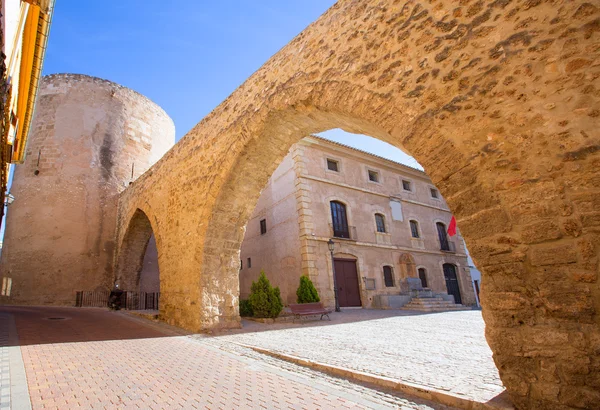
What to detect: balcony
<box><xmin>329</xmin><ymin>224</ymin><xmax>357</xmax><ymax>241</ymax></box>
<box><xmin>440</xmin><ymin>240</ymin><xmax>456</xmax><ymax>253</ymax></box>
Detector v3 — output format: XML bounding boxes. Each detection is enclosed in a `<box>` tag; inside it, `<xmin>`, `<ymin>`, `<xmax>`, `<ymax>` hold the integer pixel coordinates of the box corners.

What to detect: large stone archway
<box><xmin>114</xmin><ymin>1</ymin><xmax>600</xmax><ymax>407</ymax></box>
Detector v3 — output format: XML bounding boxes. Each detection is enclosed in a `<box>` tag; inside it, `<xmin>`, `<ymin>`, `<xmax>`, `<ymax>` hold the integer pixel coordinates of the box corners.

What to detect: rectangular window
<box><xmin>247</xmin><ymin>258</ymin><xmax>252</xmax><ymax>268</ymax></box>
<box><xmin>368</xmin><ymin>170</ymin><xmax>379</xmax><ymax>182</ymax></box>
<box><xmin>430</xmin><ymin>188</ymin><xmax>439</xmax><ymax>199</ymax></box>
<box><xmin>402</xmin><ymin>180</ymin><xmax>412</xmax><ymax>191</ymax></box>
<box><xmin>418</xmin><ymin>268</ymin><xmax>428</xmax><ymax>288</ymax></box>
<box><xmin>383</xmin><ymin>266</ymin><xmax>394</xmax><ymax>287</ymax></box>
<box><xmin>260</xmin><ymin>219</ymin><xmax>267</xmax><ymax>235</ymax></box>
<box><xmin>375</xmin><ymin>214</ymin><xmax>386</xmax><ymax>233</ymax></box>
<box><xmin>240</xmin><ymin>260</ymin><xmax>243</xmax><ymax>270</ymax></box>
<box><xmin>327</xmin><ymin>159</ymin><xmax>339</xmax><ymax>172</ymax></box>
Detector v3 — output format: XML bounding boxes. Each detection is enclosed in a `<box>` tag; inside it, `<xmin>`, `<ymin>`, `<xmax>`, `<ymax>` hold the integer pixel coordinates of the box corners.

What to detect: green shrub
<box><xmin>249</xmin><ymin>271</ymin><xmax>283</xmax><ymax>318</ymax></box>
<box><xmin>239</xmin><ymin>299</ymin><xmax>253</xmax><ymax>317</ymax></box>
<box><xmin>296</xmin><ymin>275</ymin><xmax>320</xmax><ymax>303</ymax></box>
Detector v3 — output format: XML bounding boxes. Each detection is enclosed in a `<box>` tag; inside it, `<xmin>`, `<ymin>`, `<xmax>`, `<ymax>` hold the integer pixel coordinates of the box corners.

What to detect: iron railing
<box><xmin>75</xmin><ymin>291</ymin><xmax>159</xmax><ymax>310</ymax></box>
<box><xmin>329</xmin><ymin>224</ymin><xmax>357</xmax><ymax>240</ymax></box>
<box><xmin>441</xmin><ymin>240</ymin><xmax>456</xmax><ymax>253</ymax></box>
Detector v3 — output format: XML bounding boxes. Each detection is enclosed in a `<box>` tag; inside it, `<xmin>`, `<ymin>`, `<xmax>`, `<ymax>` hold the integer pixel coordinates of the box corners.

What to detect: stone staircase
<box><xmin>400</xmin><ymin>296</ymin><xmax>471</xmax><ymax>312</ymax></box>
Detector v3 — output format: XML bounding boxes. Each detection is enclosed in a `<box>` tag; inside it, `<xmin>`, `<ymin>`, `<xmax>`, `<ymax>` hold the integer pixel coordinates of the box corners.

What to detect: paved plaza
<box><xmin>0</xmin><ymin>306</ymin><xmax>452</xmax><ymax>410</ymax></box>
<box><xmin>206</xmin><ymin>310</ymin><xmax>505</xmax><ymax>405</ymax></box>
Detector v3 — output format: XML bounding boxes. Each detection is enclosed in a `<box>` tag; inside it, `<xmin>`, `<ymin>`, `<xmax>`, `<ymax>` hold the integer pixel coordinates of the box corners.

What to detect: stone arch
<box><xmin>115</xmin><ymin>209</ymin><xmax>159</xmax><ymax>291</ymax></box>
<box><xmin>115</xmin><ymin>1</ymin><xmax>600</xmax><ymax>407</ymax></box>
<box><xmin>398</xmin><ymin>253</ymin><xmax>417</xmax><ymax>279</ymax></box>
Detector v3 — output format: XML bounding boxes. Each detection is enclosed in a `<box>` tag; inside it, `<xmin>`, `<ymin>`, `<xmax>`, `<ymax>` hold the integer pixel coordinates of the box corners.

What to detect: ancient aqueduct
<box><xmin>113</xmin><ymin>1</ymin><xmax>599</xmax><ymax>408</ymax></box>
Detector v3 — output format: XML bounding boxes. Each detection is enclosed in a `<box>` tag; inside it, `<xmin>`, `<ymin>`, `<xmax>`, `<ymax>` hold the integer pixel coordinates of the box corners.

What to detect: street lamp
<box><xmin>327</xmin><ymin>238</ymin><xmax>341</xmax><ymax>312</ymax></box>
<box><xmin>4</xmin><ymin>193</ymin><xmax>14</xmax><ymax>206</ymax></box>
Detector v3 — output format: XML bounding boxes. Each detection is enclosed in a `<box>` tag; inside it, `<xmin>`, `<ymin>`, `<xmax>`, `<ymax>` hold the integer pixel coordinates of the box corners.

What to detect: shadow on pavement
<box><xmin>0</xmin><ymin>305</ymin><xmax>188</xmax><ymax>346</ymax></box>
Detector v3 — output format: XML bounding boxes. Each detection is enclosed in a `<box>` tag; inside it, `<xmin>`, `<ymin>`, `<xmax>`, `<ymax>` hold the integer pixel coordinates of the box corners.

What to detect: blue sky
<box><xmin>41</xmin><ymin>0</ymin><xmax>421</xmax><ymax>168</ymax></box>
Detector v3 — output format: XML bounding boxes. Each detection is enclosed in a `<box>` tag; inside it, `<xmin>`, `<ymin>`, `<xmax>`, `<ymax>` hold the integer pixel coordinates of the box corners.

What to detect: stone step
<box><xmin>407</xmin><ymin>300</ymin><xmax>455</xmax><ymax>305</ymax></box>
<box><xmin>400</xmin><ymin>305</ymin><xmax>471</xmax><ymax>312</ymax></box>
<box><xmin>404</xmin><ymin>301</ymin><xmax>461</xmax><ymax>305</ymax></box>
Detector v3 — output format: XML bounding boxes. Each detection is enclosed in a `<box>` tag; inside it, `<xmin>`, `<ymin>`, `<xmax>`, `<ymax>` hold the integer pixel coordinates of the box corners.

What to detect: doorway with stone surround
<box><xmin>334</xmin><ymin>258</ymin><xmax>362</xmax><ymax>308</ymax></box>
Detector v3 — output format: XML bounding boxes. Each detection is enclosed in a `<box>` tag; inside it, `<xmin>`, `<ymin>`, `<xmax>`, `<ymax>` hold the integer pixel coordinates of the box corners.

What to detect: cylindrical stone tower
<box><xmin>0</xmin><ymin>74</ymin><xmax>175</xmax><ymax>305</ymax></box>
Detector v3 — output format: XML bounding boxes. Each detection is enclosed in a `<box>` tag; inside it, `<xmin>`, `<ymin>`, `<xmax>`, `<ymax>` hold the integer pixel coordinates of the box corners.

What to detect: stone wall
<box><xmin>239</xmin><ymin>153</ymin><xmax>302</xmax><ymax>305</ymax></box>
<box><xmin>114</xmin><ymin>1</ymin><xmax>600</xmax><ymax>408</ymax></box>
<box><xmin>0</xmin><ymin>74</ymin><xmax>174</xmax><ymax>305</ymax></box>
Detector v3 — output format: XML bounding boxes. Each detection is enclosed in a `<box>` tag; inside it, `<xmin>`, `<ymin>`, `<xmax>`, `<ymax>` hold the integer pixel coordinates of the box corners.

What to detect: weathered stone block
<box><xmin>530</xmin><ymin>244</ymin><xmax>578</xmax><ymax>266</ymax></box>
<box><xmin>521</xmin><ymin>219</ymin><xmax>562</xmax><ymax>244</ymax></box>
<box><xmin>458</xmin><ymin>207</ymin><xmax>512</xmax><ymax>240</ymax></box>
<box><xmin>559</xmin><ymin>386</ymin><xmax>600</xmax><ymax>409</ymax></box>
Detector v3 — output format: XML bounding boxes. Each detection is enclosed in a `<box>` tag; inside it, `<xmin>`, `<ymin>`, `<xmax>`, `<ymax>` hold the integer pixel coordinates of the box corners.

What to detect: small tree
<box><xmin>296</xmin><ymin>275</ymin><xmax>320</xmax><ymax>303</ymax></box>
<box><xmin>249</xmin><ymin>271</ymin><xmax>283</xmax><ymax>318</ymax></box>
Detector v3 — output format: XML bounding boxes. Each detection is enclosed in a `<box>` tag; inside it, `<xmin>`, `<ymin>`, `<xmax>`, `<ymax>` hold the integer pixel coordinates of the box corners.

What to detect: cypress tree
<box><xmin>296</xmin><ymin>275</ymin><xmax>320</xmax><ymax>303</ymax></box>
<box><xmin>248</xmin><ymin>271</ymin><xmax>283</xmax><ymax>318</ymax></box>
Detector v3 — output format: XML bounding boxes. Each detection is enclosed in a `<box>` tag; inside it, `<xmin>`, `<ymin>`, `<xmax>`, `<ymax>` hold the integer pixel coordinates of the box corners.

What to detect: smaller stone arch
<box><xmin>115</xmin><ymin>209</ymin><xmax>157</xmax><ymax>291</ymax></box>
<box><xmin>398</xmin><ymin>253</ymin><xmax>417</xmax><ymax>278</ymax></box>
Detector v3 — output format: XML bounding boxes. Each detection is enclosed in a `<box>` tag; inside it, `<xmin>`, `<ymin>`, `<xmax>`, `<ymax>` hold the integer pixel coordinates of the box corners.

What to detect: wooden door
<box><xmin>334</xmin><ymin>259</ymin><xmax>361</xmax><ymax>307</ymax></box>
<box><xmin>443</xmin><ymin>263</ymin><xmax>462</xmax><ymax>304</ymax></box>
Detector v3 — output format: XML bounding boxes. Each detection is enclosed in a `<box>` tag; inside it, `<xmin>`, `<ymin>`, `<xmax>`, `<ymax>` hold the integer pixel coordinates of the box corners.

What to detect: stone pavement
<box><xmin>205</xmin><ymin>310</ymin><xmax>505</xmax><ymax>406</ymax></box>
<box><xmin>1</xmin><ymin>314</ymin><xmax>10</xmax><ymax>410</ymax></box>
<box><xmin>1</xmin><ymin>306</ymin><xmax>451</xmax><ymax>409</ymax></box>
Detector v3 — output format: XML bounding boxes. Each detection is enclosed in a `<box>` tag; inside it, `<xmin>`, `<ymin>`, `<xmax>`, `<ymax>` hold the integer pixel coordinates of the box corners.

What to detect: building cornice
<box><xmin>299</xmin><ymin>174</ymin><xmax>452</xmax><ymax>213</ymax></box>
<box><xmin>303</xmin><ymin>235</ymin><xmax>467</xmax><ymax>258</ymax></box>
<box><xmin>300</xmin><ymin>135</ymin><xmax>428</xmax><ymax>181</ymax></box>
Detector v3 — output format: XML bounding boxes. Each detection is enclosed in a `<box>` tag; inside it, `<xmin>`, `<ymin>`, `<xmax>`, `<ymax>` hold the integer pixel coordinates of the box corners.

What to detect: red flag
<box><xmin>447</xmin><ymin>216</ymin><xmax>457</xmax><ymax>237</ymax></box>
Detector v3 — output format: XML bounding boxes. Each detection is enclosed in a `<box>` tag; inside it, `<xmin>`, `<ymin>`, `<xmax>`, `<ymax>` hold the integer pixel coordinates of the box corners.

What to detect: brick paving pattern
<box><xmin>207</xmin><ymin>310</ymin><xmax>505</xmax><ymax>404</ymax></box>
<box><xmin>2</xmin><ymin>306</ymin><xmax>449</xmax><ymax>409</ymax></box>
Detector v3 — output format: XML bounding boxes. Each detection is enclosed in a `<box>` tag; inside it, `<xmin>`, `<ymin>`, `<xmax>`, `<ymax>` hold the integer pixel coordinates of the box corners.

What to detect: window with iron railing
<box><xmin>330</xmin><ymin>201</ymin><xmax>350</xmax><ymax>238</ymax></box>
<box><xmin>437</xmin><ymin>222</ymin><xmax>451</xmax><ymax>251</ymax></box>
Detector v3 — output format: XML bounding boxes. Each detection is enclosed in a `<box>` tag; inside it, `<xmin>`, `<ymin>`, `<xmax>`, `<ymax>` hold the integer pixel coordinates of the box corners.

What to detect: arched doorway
<box><xmin>115</xmin><ymin>209</ymin><xmax>159</xmax><ymax>294</ymax></box>
<box><xmin>442</xmin><ymin>264</ymin><xmax>462</xmax><ymax>305</ymax></box>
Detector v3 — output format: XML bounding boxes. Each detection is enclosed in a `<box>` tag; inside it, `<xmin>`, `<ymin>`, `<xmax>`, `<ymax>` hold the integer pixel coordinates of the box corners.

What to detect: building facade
<box><xmin>240</xmin><ymin>136</ymin><xmax>476</xmax><ymax>308</ymax></box>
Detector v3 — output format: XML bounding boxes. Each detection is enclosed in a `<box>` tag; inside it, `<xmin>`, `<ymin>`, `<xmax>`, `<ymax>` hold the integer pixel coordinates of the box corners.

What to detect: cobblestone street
<box><xmin>206</xmin><ymin>310</ymin><xmax>505</xmax><ymax>405</ymax></box>
<box><xmin>0</xmin><ymin>306</ymin><xmax>450</xmax><ymax>409</ymax></box>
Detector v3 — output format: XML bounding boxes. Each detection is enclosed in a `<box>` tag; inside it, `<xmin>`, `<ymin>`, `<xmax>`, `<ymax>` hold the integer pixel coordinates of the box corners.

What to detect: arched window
<box><xmin>418</xmin><ymin>268</ymin><xmax>428</xmax><ymax>288</ymax></box>
<box><xmin>409</xmin><ymin>220</ymin><xmax>420</xmax><ymax>238</ymax></box>
<box><xmin>375</xmin><ymin>213</ymin><xmax>386</xmax><ymax>233</ymax></box>
<box><xmin>436</xmin><ymin>222</ymin><xmax>450</xmax><ymax>251</ymax></box>
<box><xmin>330</xmin><ymin>201</ymin><xmax>349</xmax><ymax>238</ymax></box>
<box><xmin>383</xmin><ymin>266</ymin><xmax>394</xmax><ymax>287</ymax></box>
